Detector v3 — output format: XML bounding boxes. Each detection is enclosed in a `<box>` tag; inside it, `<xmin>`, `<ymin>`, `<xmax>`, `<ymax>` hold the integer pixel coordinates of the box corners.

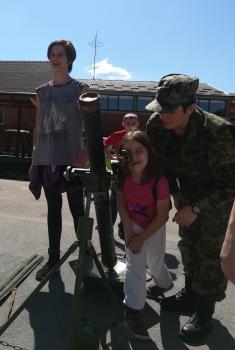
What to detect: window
<box><xmin>210</xmin><ymin>100</ymin><xmax>225</xmax><ymax>116</ymax></box>
<box><xmin>0</xmin><ymin>107</ymin><xmax>4</xmax><ymax>127</ymax></box>
<box><xmin>137</xmin><ymin>96</ymin><xmax>153</xmax><ymax>112</ymax></box>
<box><xmin>198</xmin><ymin>100</ymin><xmax>209</xmax><ymax>111</ymax></box>
<box><xmin>108</xmin><ymin>95</ymin><xmax>118</xmax><ymax>110</ymax></box>
<box><xmin>197</xmin><ymin>99</ymin><xmax>226</xmax><ymax>116</ymax></box>
<box><xmin>99</xmin><ymin>94</ymin><xmax>156</xmax><ymax>112</ymax></box>
<box><xmin>100</xmin><ymin>95</ymin><xmax>108</xmax><ymax>110</ymax></box>
<box><xmin>118</xmin><ymin>96</ymin><xmax>133</xmax><ymax>111</ymax></box>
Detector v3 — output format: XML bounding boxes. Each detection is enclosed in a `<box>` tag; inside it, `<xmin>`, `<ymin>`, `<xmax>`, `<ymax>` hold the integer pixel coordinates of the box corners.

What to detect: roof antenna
<box><xmin>89</xmin><ymin>32</ymin><xmax>103</xmax><ymax>80</ymax></box>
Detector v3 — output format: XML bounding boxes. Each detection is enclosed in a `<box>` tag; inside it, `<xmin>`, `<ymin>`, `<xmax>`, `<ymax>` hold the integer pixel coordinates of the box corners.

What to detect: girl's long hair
<box><xmin>117</xmin><ymin>131</ymin><xmax>163</xmax><ymax>189</ymax></box>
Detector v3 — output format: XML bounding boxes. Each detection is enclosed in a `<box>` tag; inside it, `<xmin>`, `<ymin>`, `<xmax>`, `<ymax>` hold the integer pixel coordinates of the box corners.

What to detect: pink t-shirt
<box><xmin>122</xmin><ymin>175</ymin><xmax>170</xmax><ymax>228</ymax></box>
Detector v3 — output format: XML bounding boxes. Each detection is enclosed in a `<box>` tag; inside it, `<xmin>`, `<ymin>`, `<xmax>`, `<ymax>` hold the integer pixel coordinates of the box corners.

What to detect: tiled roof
<box><xmin>196</xmin><ymin>83</ymin><xmax>226</xmax><ymax>96</ymax></box>
<box><xmin>82</xmin><ymin>80</ymin><xmax>228</xmax><ymax>97</ymax></box>
<box><xmin>83</xmin><ymin>79</ymin><xmax>159</xmax><ymax>94</ymax></box>
<box><xmin>0</xmin><ymin>61</ymin><xmax>52</xmax><ymax>93</ymax></box>
<box><xmin>0</xmin><ymin>61</ymin><xmax>229</xmax><ymax>97</ymax></box>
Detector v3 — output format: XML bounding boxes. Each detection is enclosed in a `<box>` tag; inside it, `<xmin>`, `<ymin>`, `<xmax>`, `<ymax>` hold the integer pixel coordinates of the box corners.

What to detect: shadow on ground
<box><xmin>13</xmin><ymin>261</ymin><xmax>235</xmax><ymax>350</ymax></box>
<box><xmin>26</xmin><ymin>273</ymin><xmax>72</xmax><ymax>350</ymax></box>
<box><xmin>25</xmin><ymin>272</ymin><xmax>162</xmax><ymax>349</ymax></box>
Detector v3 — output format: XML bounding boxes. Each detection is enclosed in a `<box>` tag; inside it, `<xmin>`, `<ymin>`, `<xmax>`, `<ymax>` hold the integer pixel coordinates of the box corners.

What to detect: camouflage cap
<box><xmin>145</xmin><ymin>74</ymin><xmax>199</xmax><ymax>113</ymax></box>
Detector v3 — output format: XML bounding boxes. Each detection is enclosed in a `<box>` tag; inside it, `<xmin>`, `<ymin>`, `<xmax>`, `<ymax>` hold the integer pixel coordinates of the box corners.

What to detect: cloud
<box><xmin>87</xmin><ymin>58</ymin><xmax>132</xmax><ymax>80</ymax></box>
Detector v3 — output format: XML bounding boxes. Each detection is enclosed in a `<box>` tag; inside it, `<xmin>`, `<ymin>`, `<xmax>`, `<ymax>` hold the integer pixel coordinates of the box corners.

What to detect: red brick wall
<box><xmin>4</xmin><ymin>106</ymin><xmax>36</xmax><ymax>131</ymax></box>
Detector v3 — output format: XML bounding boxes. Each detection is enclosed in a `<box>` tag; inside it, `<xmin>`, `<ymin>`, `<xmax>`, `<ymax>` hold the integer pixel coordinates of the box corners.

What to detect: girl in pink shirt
<box><xmin>116</xmin><ymin>131</ymin><xmax>172</xmax><ymax>341</ymax></box>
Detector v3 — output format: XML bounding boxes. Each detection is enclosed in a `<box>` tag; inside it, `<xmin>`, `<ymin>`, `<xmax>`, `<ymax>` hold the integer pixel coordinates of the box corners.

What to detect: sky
<box><xmin>1</xmin><ymin>0</ymin><xmax>235</xmax><ymax>93</ymax></box>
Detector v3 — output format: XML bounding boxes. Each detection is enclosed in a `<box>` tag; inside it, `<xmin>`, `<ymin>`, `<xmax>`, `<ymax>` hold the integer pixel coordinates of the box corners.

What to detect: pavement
<box><xmin>0</xmin><ymin>178</ymin><xmax>234</xmax><ymax>350</ymax></box>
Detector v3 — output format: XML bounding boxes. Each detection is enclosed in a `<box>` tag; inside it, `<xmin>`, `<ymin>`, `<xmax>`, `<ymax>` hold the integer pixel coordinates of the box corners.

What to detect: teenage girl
<box><xmin>116</xmin><ymin>130</ymin><xmax>172</xmax><ymax>341</ymax></box>
<box><xmin>30</xmin><ymin>39</ymin><xmax>88</xmax><ymax>281</ymax></box>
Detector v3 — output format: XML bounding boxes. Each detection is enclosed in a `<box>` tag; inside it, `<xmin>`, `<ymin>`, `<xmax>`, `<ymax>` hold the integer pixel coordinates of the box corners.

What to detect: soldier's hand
<box><xmin>173</xmin><ymin>192</ymin><xmax>189</xmax><ymax>210</ymax></box>
<box><xmin>220</xmin><ymin>227</ymin><xmax>235</xmax><ymax>284</ymax></box>
<box><xmin>172</xmin><ymin>205</ymin><xmax>197</xmax><ymax>226</ymax></box>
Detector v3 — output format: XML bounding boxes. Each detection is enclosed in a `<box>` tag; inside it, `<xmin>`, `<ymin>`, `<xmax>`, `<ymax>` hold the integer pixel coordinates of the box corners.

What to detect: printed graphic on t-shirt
<box><xmin>128</xmin><ymin>197</ymin><xmax>150</xmax><ymax>217</ymax></box>
<box><xmin>43</xmin><ymin>101</ymin><xmax>66</xmax><ymax>134</ymax></box>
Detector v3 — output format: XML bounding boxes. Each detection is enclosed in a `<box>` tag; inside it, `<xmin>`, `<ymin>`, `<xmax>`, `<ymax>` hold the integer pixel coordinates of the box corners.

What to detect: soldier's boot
<box><xmin>160</xmin><ymin>276</ymin><xmax>196</xmax><ymax>313</ymax></box>
<box><xmin>36</xmin><ymin>248</ymin><xmax>60</xmax><ymax>281</ymax></box>
<box><xmin>180</xmin><ymin>294</ymin><xmax>215</xmax><ymax>343</ymax></box>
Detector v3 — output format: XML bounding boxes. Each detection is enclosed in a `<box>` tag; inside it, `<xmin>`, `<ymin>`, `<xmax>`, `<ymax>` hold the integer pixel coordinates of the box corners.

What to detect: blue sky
<box><xmin>1</xmin><ymin>0</ymin><xmax>235</xmax><ymax>92</ymax></box>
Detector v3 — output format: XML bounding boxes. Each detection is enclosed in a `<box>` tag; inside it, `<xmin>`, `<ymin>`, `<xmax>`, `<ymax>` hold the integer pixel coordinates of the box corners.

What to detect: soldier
<box><xmin>145</xmin><ymin>73</ymin><xmax>235</xmax><ymax>343</ymax></box>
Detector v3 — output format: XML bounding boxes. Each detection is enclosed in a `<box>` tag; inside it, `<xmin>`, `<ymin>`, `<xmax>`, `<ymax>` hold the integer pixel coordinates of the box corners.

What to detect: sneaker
<box><xmin>146</xmin><ymin>282</ymin><xmax>174</xmax><ymax>299</ymax></box>
<box><xmin>35</xmin><ymin>262</ymin><xmax>59</xmax><ymax>281</ymax></box>
<box><xmin>124</xmin><ymin>306</ymin><xmax>150</xmax><ymax>341</ymax></box>
<box><xmin>118</xmin><ymin>221</ymin><xmax>125</xmax><ymax>240</ymax></box>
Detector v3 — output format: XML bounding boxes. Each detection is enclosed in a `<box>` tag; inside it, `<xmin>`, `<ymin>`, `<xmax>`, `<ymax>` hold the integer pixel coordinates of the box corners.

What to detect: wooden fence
<box><xmin>0</xmin><ymin>129</ymin><xmax>32</xmax><ymax>159</ymax></box>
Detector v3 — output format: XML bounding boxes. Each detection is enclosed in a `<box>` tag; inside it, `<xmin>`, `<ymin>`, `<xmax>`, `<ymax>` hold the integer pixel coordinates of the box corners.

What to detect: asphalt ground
<box><xmin>0</xmin><ymin>179</ymin><xmax>234</xmax><ymax>350</ymax></box>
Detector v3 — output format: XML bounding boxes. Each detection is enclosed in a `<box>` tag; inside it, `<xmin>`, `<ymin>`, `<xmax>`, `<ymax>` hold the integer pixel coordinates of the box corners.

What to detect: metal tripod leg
<box><xmin>90</xmin><ymin>244</ymin><xmax>135</xmax><ymax>349</ymax></box>
<box><xmin>68</xmin><ymin>216</ymin><xmax>101</xmax><ymax>349</ymax></box>
<box><xmin>68</xmin><ymin>215</ymin><xmax>131</xmax><ymax>350</ymax></box>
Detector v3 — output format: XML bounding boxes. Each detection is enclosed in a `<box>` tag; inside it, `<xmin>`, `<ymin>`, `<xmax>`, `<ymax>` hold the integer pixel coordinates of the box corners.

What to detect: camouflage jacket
<box><xmin>146</xmin><ymin>107</ymin><xmax>235</xmax><ymax>214</ymax></box>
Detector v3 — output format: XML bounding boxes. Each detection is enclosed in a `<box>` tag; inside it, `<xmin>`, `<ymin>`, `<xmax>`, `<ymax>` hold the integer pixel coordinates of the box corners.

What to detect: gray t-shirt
<box><xmin>32</xmin><ymin>79</ymin><xmax>88</xmax><ymax>165</ymax></box>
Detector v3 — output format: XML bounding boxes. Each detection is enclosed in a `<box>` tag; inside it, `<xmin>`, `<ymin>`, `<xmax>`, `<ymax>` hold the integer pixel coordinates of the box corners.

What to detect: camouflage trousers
<box><xmin>178</xmin><ymin>202</ymin><xmax>233</xmax><ymax>302</ymax></box>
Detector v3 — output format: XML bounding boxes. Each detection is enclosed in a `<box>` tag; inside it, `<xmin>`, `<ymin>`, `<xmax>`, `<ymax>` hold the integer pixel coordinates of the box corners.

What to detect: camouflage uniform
<box><xmin>146</xmin><ymin>107</ymin><xmax>235</xmax><ymax>301</ymax></box>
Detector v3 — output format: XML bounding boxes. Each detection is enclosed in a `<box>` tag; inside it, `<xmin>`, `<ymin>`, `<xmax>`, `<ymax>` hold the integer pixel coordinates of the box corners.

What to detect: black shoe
<box><xmin>160</xmin><ymin>287</ymin><xmax>195</xmax><ymax>314</ymax></box>
<box><xmin>180</xmin><ymin>311</ymin><xmax>212</xmax><ymax>343</ymax></box>
<box><xmin>118</xmin><ymin>222</ymin><xmax>125</xmax><ymax>240</ymax></box>
<box><xmin>180</xmin><ymin>295</ymin><xmax>215</xmax><ymax>343</ymax></box>
<box><xmin>124</xmin><ymin>306</ymin><xmax>150</xmax><ymax>341</ymax></box>
<box><xmin>35</xmin><ymin>262</ymin><xmax>56</xmax><ymax>281</ymax></box>
<box><xmin>36</xmin><ymin>249</ymin><xmax>60</xmax><ymax>281</ymax></box>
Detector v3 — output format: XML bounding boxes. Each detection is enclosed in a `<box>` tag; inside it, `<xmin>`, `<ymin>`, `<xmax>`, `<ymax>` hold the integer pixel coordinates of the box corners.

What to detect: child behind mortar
<box><xmin>103</xmin><ymin>113</ymin><xmax>140</xmax><ymax>160</ymax></box>
<box><xmin>116</xmin><ymin>131</ymin><xmax>173</xmax><ymax>341</ymax></box>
